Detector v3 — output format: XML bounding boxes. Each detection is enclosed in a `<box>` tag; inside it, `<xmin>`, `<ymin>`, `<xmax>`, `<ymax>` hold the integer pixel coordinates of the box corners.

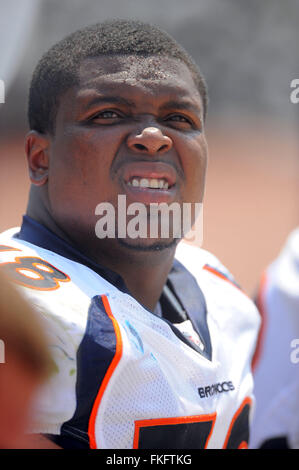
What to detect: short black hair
<box><xmin>28</xmin><ymin>19</ymin><xmax>208</xmax><ymax>134</ymax></box>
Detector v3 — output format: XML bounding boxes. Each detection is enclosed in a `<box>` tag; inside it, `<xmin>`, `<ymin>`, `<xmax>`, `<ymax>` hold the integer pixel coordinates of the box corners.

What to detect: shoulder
<box><xmin>175</xmin><ymin>241</ymin><xmax>241</xmax><ymax>291</ymax></box>
<box><xmin>256</xmin><ymin>228</ymin><xmax>299</xmax><ymax>337</ymax></box>
<box><xmin>0</xmin><ymin>226</ymin><xmax>111</xmax><ymax>335</ymax></box>
<box><xmin>264</xmin><ymin>228</ymin><xmax>299</xmax><ymax>305</ymax></box>
<box><xmin>0</xmin><ymin>224</ymin><xmax>91</xmax><ymax>333</ymax></box>
<box><xmin>175</xmin><ymin>241</ymin><xmax>260</xmax><ymax>326</ymax></box>
<box><xmin>253</xmin><ymin>228</ymin><xmax>299</xmax><ymax>370</ymax></box>
<box><xmin>0</xmin><ymin>229</ymin><xmax>84</xmax><ymax>433</ymax></box>
<box><xmin>175</xmin><ymin>241</ymin><xmax>260</xmax><ymax>329</ymax></box>
<box><xmin>0</xmin><ymin>226</ymin><xmax>113</xmax><ymax>295</ymax></box>
<box><xmin>175</xmin><ymin>242</ymin><xmax>260</xmax><ymax>369</ymax></box>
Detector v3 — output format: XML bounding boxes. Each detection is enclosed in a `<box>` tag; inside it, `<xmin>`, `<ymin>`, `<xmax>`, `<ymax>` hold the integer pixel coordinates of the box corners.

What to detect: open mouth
<box><xmin>127</xmin><ymin>177</ymin><xmax>171</xmax><ymax>190</ymax></box>
<box><xmin>119</xmin><ymin>161</ymin><xmax>178</xmax><ymax>204</ymax></box>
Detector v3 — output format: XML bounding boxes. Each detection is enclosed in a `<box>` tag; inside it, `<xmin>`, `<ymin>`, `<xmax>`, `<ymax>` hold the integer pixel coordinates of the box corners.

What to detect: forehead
<box><xmin>76</xmin><ymin>54</ymin><xmax>202</xmax><ymax>104</ymax></box>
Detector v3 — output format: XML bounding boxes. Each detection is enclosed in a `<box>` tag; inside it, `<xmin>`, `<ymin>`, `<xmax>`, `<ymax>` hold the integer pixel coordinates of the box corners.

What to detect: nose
<box><xmin>127</xmin><ymin>127</ymin><xmax>173</xmax><ymax>155</ymax></box>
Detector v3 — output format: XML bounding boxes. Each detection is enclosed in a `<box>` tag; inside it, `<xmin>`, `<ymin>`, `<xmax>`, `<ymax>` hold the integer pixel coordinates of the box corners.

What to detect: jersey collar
<box><xmin>15</xmin><ymin>215</ymin><xmax>212</xmax><ymax>359</ymax></box>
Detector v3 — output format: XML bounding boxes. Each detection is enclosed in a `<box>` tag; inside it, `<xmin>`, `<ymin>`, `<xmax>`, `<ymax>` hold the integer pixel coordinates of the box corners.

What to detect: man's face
<box><xmin>47</xmin><ymin>55</ymin><xmax>208</xmax><ymax>251</ymax></box>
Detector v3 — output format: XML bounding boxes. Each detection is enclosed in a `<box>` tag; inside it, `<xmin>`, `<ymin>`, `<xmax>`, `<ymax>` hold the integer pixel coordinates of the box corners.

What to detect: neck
<box><xmin>91</xmin><ymin>243</ymin><xmax>176</xmax><ymax>311</ymax></box>
<box><xmin>27</xmin><ymin>191</ymin><xmax>176</xmax><ymax>312</ymax></box>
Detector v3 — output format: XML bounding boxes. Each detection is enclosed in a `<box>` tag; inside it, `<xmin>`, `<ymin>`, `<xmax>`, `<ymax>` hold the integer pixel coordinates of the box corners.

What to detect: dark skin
<box><xmin>24</xmin><ymin>54</ymin><xmax>208</xmax><ymax>449</ymax></box>
<box><xmin>26</xmin><ymin>54</ymin><xmax>207</xmax><ymax>313</ymax></box>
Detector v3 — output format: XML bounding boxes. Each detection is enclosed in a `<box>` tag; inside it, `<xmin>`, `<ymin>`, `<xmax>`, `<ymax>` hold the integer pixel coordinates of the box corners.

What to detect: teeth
<box><xmin>128</xmin><ymin>177</ymin><xmax>170</xmax><ymax>189</ymax></box>
<box><xmin>140</xmin><ymin>178</ymin><xmax>148</xmax><ymax>188</ymax></box>
<box><xmin>149</xmin><ymin>179</ymin><xmax>159</xmax><ymax>189</ymax></box>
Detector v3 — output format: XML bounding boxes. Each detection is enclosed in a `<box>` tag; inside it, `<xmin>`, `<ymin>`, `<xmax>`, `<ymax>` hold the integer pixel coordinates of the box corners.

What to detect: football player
<box><xmin>250</xmin><ymin>228</ymin><xmax>299</xmax><ymax>449</ymax></box>
<box><xmin>0</xmin><ymin>20</ymin><xmax>260</xmax><ymax>449</ymax></box>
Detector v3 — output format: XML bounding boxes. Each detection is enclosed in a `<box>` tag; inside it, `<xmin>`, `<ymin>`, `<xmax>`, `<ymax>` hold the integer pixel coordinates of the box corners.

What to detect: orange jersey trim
<box><xmin>222</xmin><ymin>396</ymin><xmax>252</xmax><ymax>449</ymax></box>
<box><xmin>133</xmin><ymin>413</ymin><xmax>217</xmax><ymax>449</ymax></box>
<box><xmin>88</xmin><ymin>295</ymin><xmax>123</xmax><ymax>449</ymax></box>
<box><xmin>0</xmin><ymin>245</ymin><xmax>21</xmax><ymax>252</ymax></box>
<box><xmin>203</xmin><ymin>264</ymin><xmax>249</xmax><ymax>298</ymax></box>
<box><xmin>251</xmin><ymin>270</ymin><xmax>268</xmax><ymax>371</ymax></box>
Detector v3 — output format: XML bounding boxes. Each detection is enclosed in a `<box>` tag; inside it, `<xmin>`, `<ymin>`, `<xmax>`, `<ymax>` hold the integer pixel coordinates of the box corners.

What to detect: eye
<box><xmin>165</xmin><ymin>114</ymin><xmax>193</xmax><ymax>127</ymax></box>
<box><xmin>89</xmin><ymin>109</ymin><xmax>123</xmax><ymax>122</ymax></box>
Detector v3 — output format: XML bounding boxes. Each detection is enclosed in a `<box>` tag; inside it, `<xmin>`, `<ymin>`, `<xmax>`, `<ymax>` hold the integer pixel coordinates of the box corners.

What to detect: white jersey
<box><xmin>250</xmin><ymin>228</ymin><xmax>299</xmax><ymax>449</ymax></box>
<box><xmin>0</xmin><ymin>222</ymin><xmax>260</xmax><ymax>449</ymax></box>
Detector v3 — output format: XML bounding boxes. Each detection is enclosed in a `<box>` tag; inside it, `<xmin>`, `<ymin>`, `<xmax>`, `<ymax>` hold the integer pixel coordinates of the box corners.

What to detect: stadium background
<box><xmin>0</xmin><ymin>0</ymin><xmax>298</xmax><ymax>296</ymax></box>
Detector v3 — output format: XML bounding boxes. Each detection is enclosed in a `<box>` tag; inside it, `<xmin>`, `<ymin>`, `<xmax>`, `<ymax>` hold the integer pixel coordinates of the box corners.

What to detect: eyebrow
<box><xmin>159</xmin><ymin>100</ymin><xmax>202</xmax><ymax>115</ymax></box>
<box><xmin>78</xmin><ymin>93</ymin><xmax>202</xmax><ymax>116</ymax></box>
<box><xmin>80</xmin><ymin>95</ymin><xmax>136</xmax><ymax>111</ymax></box>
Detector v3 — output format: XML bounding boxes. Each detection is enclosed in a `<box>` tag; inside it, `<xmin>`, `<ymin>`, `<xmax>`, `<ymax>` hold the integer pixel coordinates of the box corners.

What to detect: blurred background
<box><xmin>0</xmin><ymin>0</ymin><xmax>298</xmax><ymax>295</ymax></box>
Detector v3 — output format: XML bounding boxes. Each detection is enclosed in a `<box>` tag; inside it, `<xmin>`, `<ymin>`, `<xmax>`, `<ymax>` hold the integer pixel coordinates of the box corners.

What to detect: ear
<box><xmin>25</xmin><ymin>131</ymin><xmax>50</xmax><ymax>186</ymax></box>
